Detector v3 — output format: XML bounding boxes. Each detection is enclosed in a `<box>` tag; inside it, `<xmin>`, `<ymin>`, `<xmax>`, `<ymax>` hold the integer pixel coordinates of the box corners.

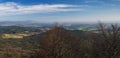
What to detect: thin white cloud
<box><xmin>0</xmin><ymin>2</ymin><xmax>82</xmax><ymax>16</ymax></box>
<box><xmin>84</xmin><ymin>0</ymin><xmax>104</xmax><ymax>3</ymax></box>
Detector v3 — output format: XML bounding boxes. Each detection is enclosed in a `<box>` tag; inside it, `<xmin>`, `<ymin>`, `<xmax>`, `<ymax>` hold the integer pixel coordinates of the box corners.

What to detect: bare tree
<box><xmin>93</xmin><ymin>23</ymin><xmax>120</xmax><ymax>58</ymax></box>
<box><xmin>3</xmin><ymin>42</ymin><xmax>21</xmax><ymax>58</ymax></box>
<box><xmin>40</xmin><ymin>25</ymin><xmax>80</xmax><ymax>58</ymax></box>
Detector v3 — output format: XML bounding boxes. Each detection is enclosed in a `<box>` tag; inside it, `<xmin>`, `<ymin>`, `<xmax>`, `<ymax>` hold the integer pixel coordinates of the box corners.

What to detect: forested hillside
<box><xmin>0</xmin><ymin>24</ymin><xmax>120</xmax><ymax>58</ymax></box>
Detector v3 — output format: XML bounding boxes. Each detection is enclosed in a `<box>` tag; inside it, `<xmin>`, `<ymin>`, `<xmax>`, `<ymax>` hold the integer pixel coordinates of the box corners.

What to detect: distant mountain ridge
<box><xmin>0</xmin><ymin>21</ymin><xmax>53</xmax><ymax>27</ymax></box>
<box><xmin>0</xmin><ymin>21</ymin><xmax>98</xmax><ymax>31</ymax></box>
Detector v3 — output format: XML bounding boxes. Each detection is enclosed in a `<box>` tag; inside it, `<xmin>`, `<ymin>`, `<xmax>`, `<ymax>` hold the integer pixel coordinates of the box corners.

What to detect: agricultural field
<box><xmin>1</xmin><ymin>32</ymin><xmax>40</xmax><ymax>39</ymax></box>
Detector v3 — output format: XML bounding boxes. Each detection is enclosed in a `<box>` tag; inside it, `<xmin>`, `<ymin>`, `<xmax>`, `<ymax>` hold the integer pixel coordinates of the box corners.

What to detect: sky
<box><xmin>0</xmin><ymin>0</ymin><xmax>120</xmax><ymax>23</ymax></box>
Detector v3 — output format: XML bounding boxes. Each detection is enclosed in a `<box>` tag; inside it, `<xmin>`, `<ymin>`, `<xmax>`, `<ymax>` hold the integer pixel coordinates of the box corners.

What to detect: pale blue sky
<box><xmin>0</xmin><ymin>0</ymin><xmax>120</xmax><ymax>23</ymax></box>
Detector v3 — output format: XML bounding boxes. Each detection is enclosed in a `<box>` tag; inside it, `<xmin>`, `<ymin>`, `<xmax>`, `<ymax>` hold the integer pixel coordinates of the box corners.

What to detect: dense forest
<box><xmin>0</xmin><ymin>23</ymin><xmax>120</xmax><ymax>58</ymax></box>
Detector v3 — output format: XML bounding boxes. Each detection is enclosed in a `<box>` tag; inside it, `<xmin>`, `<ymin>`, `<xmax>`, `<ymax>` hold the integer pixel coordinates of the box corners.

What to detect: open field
<box><xmin>1</xmin><ymin>32</ymin><xmax>39</xmax><ymax>39</ymax></box>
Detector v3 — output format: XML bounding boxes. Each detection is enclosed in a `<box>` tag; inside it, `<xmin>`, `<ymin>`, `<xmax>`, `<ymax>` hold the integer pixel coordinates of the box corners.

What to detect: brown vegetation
<box><xmin>0</xmin><ymin>23</ymin><xmax>120</xmax><ymax>58</ymax></box>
